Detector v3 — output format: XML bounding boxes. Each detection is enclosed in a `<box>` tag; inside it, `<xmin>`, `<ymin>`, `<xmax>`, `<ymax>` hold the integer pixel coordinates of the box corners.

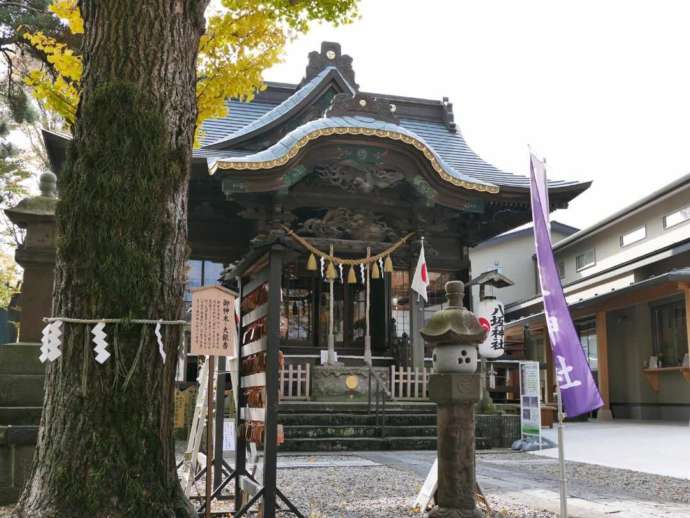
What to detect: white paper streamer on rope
<box><xmin>49</xmin><ymin>320</ymin><xmax>63</xmax><ymax>362</ymax></box>
<box><xmin>39</xmin><ymin>323</ymin><xmax>51</xmax><ymax>363</ymax></box>
<box><xmin>91</xmin><ymin>321</ymin><xmax>111</xmax><ymax>364</ymax></box>
<box><xmin>38</xmin><ymin>317</ymin><xmax>187</xmax><ymax>364</ymax></box>
<box><xmin>320</xmin><ymin>256</ymin><xmax>325</xmax><ymax>278</ymax></box>
<box><xmin>378</xmin><ymin>257</ymin><xmax>384</xmax><ymax>275</ymax></box>
<box><xmin>39</xmin><ymin>320</ymin><xmax>62</xmax><ymax>363</ymax></box>
<box><xmin>338</xmin><ymin>263</ymin><xmax>344</xmax><ymax>284</ymax></box>
<box><xmin>155</xmin><ymin>320</ymin><xmax>166</xmax><ymax>363</ymax></box>
<box><xmin>359</xmin><ymin>264</ymin><xmax>366</xmax><ymax>284</ymax></box>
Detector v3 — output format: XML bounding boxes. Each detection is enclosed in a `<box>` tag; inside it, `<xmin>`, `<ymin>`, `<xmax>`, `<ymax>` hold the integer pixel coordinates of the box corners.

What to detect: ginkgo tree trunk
<box><xmin>13</xmin><ymin>0</ymin><xmax>359</xmax><ymax>516</ymax></box>
<box><xmin>14</xmin><ymin>1</ymin><xmax>209</xmax><ymax>516</ymax></box>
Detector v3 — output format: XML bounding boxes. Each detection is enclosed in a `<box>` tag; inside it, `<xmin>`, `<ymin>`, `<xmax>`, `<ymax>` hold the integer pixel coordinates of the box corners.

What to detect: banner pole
<box><xmin>555</xmin><ymin>385</ymin><xmax>567</xmax><ymax>518</ymax></box>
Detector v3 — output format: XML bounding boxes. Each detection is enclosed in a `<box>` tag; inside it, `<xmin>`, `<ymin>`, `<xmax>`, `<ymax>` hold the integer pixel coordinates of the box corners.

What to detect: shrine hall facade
<box><xmin>43</xmin><ymin>42</ymin><xmax>589</xmax><ymax>380</ymax></box>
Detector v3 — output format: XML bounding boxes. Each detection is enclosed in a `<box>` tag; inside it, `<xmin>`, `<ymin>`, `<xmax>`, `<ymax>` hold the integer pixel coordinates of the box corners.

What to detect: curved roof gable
<box><xmin>209</xmin><ymin>113</ymin><xmax>499</xmax><ymax>193</ymax></box>
<box><xmin>204</xmin><ymin>66</ymin><xmax>355</xmax><ymax>150</ymax></box>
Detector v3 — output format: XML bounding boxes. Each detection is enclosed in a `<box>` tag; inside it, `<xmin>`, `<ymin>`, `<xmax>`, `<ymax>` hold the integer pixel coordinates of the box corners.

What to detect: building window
<box><xmin>575</xmin><ymin>249</ymin><xmax>596</xmax><ymax>272</ymax></box>
<box><xmin>575</xmin><ymin>318</ymin><xmax>598</xmax><ymax>374</ymax></box>
<box><xmin>663</xmin><ymin>205</ymin><xmax>690</xmax><ymax>229</ymax></box>
<box><xmin>651</xmin><ymin>298</ymin><xmax>688</xmax><ymax>367</ymax></box>
<box><xmin>620</xmin><ymin>225</ymin><xmax>646</xmax><ymax>247</ymax></box>
<box><xmin>184</xmin><ymin>259</ymin><xmax>224</xmax><ymax>303</ymax></box>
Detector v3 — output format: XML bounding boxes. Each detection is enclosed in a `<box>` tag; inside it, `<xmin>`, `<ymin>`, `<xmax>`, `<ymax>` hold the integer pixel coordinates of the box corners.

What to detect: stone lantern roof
<box><xmin>5</xmin><ymin>172</ymin><xmax>58</xmax><ymax>225</ymax></box>
<box><xmin>419</xmin><ymin>281</ymin><xmax>486</xmax><ymax>346</ymax></box>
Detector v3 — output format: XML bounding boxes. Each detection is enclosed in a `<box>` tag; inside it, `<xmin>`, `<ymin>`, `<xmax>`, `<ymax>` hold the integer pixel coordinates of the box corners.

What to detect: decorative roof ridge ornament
<box><xmin>442</xmin><ymin>97</ymin><xmax>457</xmax><ymax>133</ymax></box>
<box><xmin>326</xmin><ymin>92</ymin><xmax>399</xmax><ymax>124</ymax></box>
<box><xmin>300</xmin><ymin>41</ymin><xmax>358</xmax><ymax>90</ymax></box>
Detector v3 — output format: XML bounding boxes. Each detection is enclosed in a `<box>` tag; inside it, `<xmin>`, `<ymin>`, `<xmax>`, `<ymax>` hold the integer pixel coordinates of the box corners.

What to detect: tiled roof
<box><xmin>202</xmin><ymin>67</ymin><xmax>354</xmax><ymax>149</ymax></box>
<box><xmin>209</xmin><ymin>115</ymin><xmax>499</xmax><ymax>193</ymax></box>
<box><xmin>198</xmin><ymin>66</ymin><xmax>585</xmax><ymax>192</ymax></box>
<box><xmin>200</xmin><ymin>100</ymin><xmax>278</xmax><ymax>147</ymax></box>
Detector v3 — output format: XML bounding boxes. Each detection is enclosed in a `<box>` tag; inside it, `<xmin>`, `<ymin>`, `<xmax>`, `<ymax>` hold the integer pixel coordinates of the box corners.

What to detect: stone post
<box><xmin>4</xmin><ymin>172</ymin><xmax>58</xmax><ymax>342</ymax></box>
<box><xmin>0</xmin><ymin>172</ymin><xmax>57</xmax><ymax>504</ymax></box>
<box><xmin>421</xmin><ymin>281</ymin><xmax>486</xmax><ymax>518</ymax></box>
<box><xmin>428</xmin><ymin>374</ymin><xmax>482</xmax><ymax>518</ymax></box>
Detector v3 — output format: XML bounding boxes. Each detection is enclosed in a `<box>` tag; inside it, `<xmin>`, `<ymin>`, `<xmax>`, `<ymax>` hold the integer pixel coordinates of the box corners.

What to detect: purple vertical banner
<box><xmin>530</xmin><ymin>153</ymin><xmax>603</xmax><ymax>417</ymax></box>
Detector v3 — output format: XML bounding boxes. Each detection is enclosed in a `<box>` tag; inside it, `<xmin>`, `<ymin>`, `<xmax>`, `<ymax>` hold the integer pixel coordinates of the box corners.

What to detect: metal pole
<box><xmin>205</xmin><ymin>355</ymin><xmax>216</xmax><ymax>518</ymax></box>
<box><xmin>555</xmin><ymin>387</ymin><xmax>567</xmax><ymax>518</ymax></box>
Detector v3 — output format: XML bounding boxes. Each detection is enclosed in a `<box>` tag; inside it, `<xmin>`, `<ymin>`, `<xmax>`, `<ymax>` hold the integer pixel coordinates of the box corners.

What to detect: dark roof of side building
<box><xmin>471</xmin><ymin>221</ymin><xmax>580</xmax><ymax>250</ymax></box>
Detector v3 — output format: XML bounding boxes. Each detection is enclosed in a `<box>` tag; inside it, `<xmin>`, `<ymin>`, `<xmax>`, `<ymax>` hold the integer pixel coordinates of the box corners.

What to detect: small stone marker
<box><xmin>191</xmin><ymin>285</ymin><xmax>237</xmax><ymax>357</ymax></box>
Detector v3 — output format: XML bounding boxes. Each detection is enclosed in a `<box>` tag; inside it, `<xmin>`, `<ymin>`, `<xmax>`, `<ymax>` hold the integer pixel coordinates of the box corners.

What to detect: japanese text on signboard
<box><xmin>191</xmin><ymin>286</ymin><xmax>236</xmax><ymax>356</ymax></box>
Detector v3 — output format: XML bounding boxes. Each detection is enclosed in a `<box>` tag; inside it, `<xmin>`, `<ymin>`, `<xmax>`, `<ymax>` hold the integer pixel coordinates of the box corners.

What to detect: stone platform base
<box><xmin>310</xmin><ymin>366</ymin><xmax>390</xmax><ymax>401</ymax></box>
<box><xmin>0</xmin><ymin>342</ymin><xmax>44</xmax><ymax>505</ymax></box>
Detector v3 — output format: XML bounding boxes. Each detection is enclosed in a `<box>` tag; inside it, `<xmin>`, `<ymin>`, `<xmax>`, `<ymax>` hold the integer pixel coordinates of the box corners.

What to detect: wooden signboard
<box><xmin>191</xmin><ymin>285</ymin><xmax>237</xmax><ymax>356</ymax></box>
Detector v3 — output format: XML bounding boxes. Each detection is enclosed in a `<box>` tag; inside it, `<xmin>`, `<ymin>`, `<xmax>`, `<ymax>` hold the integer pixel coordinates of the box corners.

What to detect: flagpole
<box><xmin>531</xmin><ymin>148</ymin><xmax>568</xmax><ymax>517</ymax></box>
<box><xmin>555</xmin><ymin>383</ymin><xmax>567</xmax><ymax>518</ymax></box>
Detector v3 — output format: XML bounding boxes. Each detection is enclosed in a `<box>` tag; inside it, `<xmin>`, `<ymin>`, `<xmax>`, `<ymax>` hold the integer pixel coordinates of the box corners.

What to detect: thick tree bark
<box><xmin>14</xmin><ymin>1</ymin><xmax>209</xmax><ymax>516</ymax></box>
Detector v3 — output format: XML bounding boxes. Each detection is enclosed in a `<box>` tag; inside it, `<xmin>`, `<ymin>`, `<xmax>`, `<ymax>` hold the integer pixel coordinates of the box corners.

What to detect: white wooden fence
<box><xmin>279</xmin><ymin>363</ymin><xmax>310</xmax><ymax>400</ymax></box>
<box><xmin>390</xmin><ymin>366</ymin><xmax>431</xmax><ymax>400</ymax></box>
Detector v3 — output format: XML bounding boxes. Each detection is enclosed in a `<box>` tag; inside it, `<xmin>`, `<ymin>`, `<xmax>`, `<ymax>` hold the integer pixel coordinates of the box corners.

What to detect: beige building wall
<box><xmin>469</xmin><ymin>227</ymin><xmax>574</xmax><ymax>308</ymax></box>
<box><xmin>556</xmin><ymin>190</ymin><xmax>690</xmax><ymax>285</ymax></box>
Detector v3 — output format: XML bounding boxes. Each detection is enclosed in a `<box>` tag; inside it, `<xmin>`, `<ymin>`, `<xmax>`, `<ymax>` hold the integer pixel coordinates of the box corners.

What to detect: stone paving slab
<box><xmin>535</xmin><ymin>420</ymin><xmax>690</xmax><ymax>479</ymax></box>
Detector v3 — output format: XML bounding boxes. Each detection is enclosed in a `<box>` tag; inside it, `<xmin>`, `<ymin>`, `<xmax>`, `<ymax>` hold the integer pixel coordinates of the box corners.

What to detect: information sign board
<box><xmin>191</xmin><ymin>285</ymin><xmax>237</xmax><ymax>356</ymax></box>
<box><xmin>519</xmin><ymin>361</ymin><xmax>542</xmax><ymax>441</ymax></box>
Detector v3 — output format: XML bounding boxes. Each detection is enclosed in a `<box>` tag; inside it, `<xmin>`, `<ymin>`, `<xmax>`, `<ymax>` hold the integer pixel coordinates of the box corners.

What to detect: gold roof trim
<box><xmin>210</xmin><ymin>126</ymin><xmax>500</xmax><ymax>194</ymax></box>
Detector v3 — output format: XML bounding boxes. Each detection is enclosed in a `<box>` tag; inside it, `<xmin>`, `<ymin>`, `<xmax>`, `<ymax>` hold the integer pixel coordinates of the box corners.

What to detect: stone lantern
<box><xmin>420</xmin><ymin>280</ymin><xmax>486</xmax><ymax>518</ymax></box>
<box><xmin>4</xmin><ymin>172</ymin><xmax>58</xmax><ymax>342</ymax></box>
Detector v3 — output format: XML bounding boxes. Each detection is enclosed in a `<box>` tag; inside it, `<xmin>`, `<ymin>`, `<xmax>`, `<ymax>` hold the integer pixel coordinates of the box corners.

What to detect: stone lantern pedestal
<box><xmin>420</xmin><ymin>281</ymin><xmax>486</xmax><ymax>518</ymax></box>
<box><xmin>428</xmin><ymin>373</ymin><xmax>482</xmax><ymax>518</ymax></box>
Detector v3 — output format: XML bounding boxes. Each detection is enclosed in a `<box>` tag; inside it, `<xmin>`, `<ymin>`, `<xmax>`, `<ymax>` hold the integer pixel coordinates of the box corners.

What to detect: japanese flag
<box><xmin>411</xmin><ymin>241</ymin><xmax>429</xmax><ymax>302</ymax></box>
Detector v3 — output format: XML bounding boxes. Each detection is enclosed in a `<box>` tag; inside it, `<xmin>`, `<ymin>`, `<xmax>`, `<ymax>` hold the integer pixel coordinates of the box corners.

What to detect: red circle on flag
<box><xmin>478</xmin><ymin>317</ymin><xmax>491</xmax><ymax>332</ymax></box>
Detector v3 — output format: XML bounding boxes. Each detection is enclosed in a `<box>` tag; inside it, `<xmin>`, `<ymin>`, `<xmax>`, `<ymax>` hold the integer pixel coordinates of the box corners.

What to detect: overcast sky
<box><xmin>263</xmin><ymin>0</ymin><xmax>690</xmax><ymax>231</ymax></box>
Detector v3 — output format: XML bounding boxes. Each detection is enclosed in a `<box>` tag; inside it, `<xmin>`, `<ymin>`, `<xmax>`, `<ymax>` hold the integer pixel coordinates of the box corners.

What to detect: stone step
<box><xmin>283</xmin><ymin>424</ymin><xmax>437</xmax><ymax>439</ymax></box>
<box><xmin>0</xmin><ymin>343</ymin><xmax>44</xmax><ymax>375</ymax></box>
<box><xmin>279</xmin><ymin>435</ymin><xmax>492</xmax><ymax>452</ymax></box>
<box><xmin>0</xmin><ymin>374</ymin><xmax>45</xmax><ymax>406</ymax></box>
<box><xmin>278</xmin><ymin>412</ymin><xmax>436</xmax><ymax>427</ymax></box>
<box><xmin>279</xmin><ymin>436</ymin><xmax>437</xmax><ymax>452</ymax></box>
<box><xmin>279</xmin><ymin>401</ymin><xmax>436</xmax><ymax>414</ymax></box>
<box><xmin>0</xmin><ymin>406</ymin><xmax>42</xmax><ymax>426</ymax></box>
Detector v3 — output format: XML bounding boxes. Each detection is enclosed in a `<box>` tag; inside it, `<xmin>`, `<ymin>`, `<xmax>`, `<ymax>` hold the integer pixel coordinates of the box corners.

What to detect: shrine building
<box><xmin>42</xmin><ymin>42</ymin><xmax>589</xmax><ymax>394</ymax></box>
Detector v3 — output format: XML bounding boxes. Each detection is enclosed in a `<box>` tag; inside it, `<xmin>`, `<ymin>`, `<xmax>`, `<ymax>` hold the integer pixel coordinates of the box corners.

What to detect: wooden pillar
<box><xmin>682</xmin><ymin>283</ymin><xmax>690</xmax><ymax>361</ymax></box>
<box><xmin>596</xmin><ymin>311</ymin><xmax>613</xmax><ymax>420</ymax></box>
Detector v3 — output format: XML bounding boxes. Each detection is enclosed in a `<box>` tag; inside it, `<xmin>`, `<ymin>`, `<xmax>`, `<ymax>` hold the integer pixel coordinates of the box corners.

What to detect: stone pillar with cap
<box><xmin>4</xmin><ymin>172</ymin><xmax>59</xmax><ymax>343</ymax></box>
<box><xmin>421</xmin><ymin>281</ymin><xmax>486</xmax><ymax>518</ymax></box>
<box><xmin>0</xmin><ymin>172</ymin><xmax>58</xmax><ymax>504</ymax></box>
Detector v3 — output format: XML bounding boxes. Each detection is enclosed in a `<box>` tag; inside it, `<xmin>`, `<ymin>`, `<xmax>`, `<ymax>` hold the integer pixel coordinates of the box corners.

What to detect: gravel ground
<box><xmin>3</xmin><ymin>451</ymin><xmax>688</xmax><ymax>517</ymax></box>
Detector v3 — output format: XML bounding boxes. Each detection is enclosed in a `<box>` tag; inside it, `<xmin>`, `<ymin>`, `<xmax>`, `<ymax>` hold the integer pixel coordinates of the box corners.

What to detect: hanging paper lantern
<box><xmin>371</xmin><ymin>261</ymin><xmax>381</xmax><ymax>279</ymax></box>
<box><xmin>307</xmin><ymin>253</ymin><xmax>317</xmax><ymax>271</ymax></box>
<box><xmin>384</xmin><ymin>255</ymin><xmax>393</xmax><ymax>273</ymax></box>
<box><xmin>477</xmin><ymin>297</ymin><xmax>505</xmax><ymax>359</ymax></box>
<box><xmin>326</xmin><ymin>261</ymin><xmax>337</xmax><ymax>280</ymax></box>
<box><xmin>347</xmin><ymin>266</ymin><xmax>357</xmax><ymax>284</ymax></box>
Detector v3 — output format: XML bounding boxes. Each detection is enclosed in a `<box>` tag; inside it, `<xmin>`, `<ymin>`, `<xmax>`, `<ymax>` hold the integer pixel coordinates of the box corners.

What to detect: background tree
<box><xmin>11</xmin><ymin>1</ymin><xmax>358</xmax><ymax>517</ymax></box>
